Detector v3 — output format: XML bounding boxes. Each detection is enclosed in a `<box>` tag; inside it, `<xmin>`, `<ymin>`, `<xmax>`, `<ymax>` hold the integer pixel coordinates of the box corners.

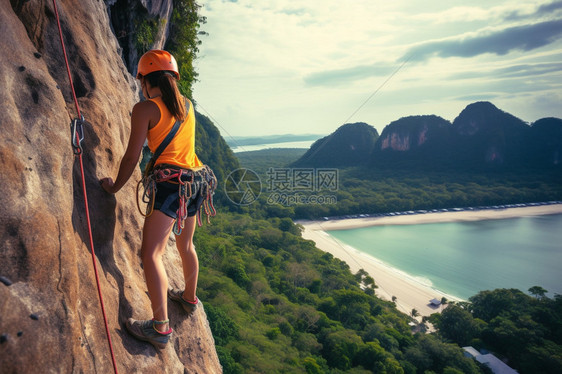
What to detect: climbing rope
<box><xmin>52</xmin><ymin>1</ymin><xmax>119</xmax><ymax>372</ymax></box>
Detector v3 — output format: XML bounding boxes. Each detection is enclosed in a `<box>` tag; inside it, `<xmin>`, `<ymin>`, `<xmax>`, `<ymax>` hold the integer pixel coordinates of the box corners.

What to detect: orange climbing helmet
<box><xmin>136</xmin><ymin>50</ymin><xmax>180</xmax><ymax>80</ymax></box>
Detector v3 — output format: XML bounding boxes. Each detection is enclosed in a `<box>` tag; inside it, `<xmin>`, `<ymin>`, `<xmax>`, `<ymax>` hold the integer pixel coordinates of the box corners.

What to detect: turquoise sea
<box><xmin>327</xmin><ymin>214</ymin><xmax>562</xmax><ymax>300</ymax></box>
<box><xmin>230</xmin><ymin>140</ymin><xmax>315</xmax><ymax>152</ymax></box>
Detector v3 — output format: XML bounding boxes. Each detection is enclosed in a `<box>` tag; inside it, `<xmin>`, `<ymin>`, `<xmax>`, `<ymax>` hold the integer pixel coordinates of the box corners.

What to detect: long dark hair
<box><xmin>143</xmin><ymin>71</ymin><xmax>186</xmax><ymax>121</ymax></box>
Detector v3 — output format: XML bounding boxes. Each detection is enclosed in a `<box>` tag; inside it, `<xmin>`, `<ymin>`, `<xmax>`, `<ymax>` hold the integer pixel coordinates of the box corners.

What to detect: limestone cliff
<box><xmin>0</xmin><ymin>0</ymin><xmax>221</xmax><ymax>372</ymax></box>
<box><xmin>376</xmin><ymin>115</ymin><xmax>451</xmax><ymax>152</ymax></box>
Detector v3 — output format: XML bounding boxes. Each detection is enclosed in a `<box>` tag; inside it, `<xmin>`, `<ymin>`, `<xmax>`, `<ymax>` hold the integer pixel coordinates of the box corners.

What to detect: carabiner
<box><xmin>70</xmin><ymin>116</ymin><xmax>85</xmax><ymax>155</ymax></box>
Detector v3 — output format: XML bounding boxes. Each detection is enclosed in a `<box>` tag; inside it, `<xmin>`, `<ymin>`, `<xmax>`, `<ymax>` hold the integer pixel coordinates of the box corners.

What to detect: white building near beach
<box><xmin>463</xmin><ymin>346</ymin><xmax>518</xmax><ymax>374</ymax></box>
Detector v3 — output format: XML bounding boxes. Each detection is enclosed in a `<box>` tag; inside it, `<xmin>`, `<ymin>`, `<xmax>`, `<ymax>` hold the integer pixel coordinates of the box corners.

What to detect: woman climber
<box><xmin>100</xmin><ymin>50</ymin><xmax>216</xmax><ymax>349</ymax></box>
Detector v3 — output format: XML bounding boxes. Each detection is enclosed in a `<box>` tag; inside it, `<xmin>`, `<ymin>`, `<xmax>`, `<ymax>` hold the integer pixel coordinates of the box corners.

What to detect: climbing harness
<box><xmin>52</xmin><ymin>1</ymin><xmax>119</xmax><ymax>372</ymax></box>
<box><xmin>137</xmin><ymin>164</ymin><xmax>217</xmax><ymax>233</ymax></box>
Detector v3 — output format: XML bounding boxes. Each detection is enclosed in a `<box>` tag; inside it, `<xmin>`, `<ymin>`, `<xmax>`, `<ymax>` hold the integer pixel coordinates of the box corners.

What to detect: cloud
<box><xmin>402</xmin><ymin>19</ymin><xmax>562</xmax><ymax>62</ymax></box>
<box><xmin>450</xmin><ymin>61</ymin><xmax>562</xmax><ymax>80</ymax></box>
<box><xmin>535</xmin><ymin>0</ymin><xmax>562</xmax><ymax>16</ymax></box>
<box><xmin>503</xmin><ymin>0</ymin><xmax>562</xmax><ymax>21</ymax></box>
<box><xmin>411</xmin><ymin>6</ymin><xmax>499</xmax><ymax>24</ymax></box>
<box><xmin>303</xmin><ymin>63</ymin><xmax>395</xmax><ymax>87</ymax></box>
<box><xmin>493</xmin><ymin>62</ymin><xmax>562</xmax><ymax>78</ymax></box>
<box><xmin>276</xmin><ymin>7</ymin><xmax>307</xmax><ymax>16</ymax></box>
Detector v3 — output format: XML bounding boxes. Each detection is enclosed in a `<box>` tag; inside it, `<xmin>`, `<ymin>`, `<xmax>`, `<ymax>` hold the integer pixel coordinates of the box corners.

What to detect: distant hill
<box><xmin>291</xmin><ymin>122</ymin><xmax>379</xmax><ymax>167</ymax></box>
<box><xmin>527</xmin><ymin>117</ymin><xmax>562</xmax><ymax>166</ymax></box>
<box><xmin>449</xmin><ymin>101</ymin><xmax>530</xmax><ymax>167</ymax></box>
<box><xmin>295</xmin><ymin>102</ymin><xmax>562</xmax><ymax>170</ymax></box>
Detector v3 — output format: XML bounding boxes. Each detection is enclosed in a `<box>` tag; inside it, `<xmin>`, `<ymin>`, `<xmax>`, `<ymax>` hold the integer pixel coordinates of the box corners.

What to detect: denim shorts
<box><xmin>153</xmin><ymin>178</ymin><xmax>205</xmax><ymax>219</ymax></box>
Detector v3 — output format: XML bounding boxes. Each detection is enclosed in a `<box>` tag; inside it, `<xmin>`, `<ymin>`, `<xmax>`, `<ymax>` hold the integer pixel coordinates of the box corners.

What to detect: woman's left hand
<box><xmin>100</xmin><ymin>177</ymin><xmax>116</xmax><ymax>194</ymax></box>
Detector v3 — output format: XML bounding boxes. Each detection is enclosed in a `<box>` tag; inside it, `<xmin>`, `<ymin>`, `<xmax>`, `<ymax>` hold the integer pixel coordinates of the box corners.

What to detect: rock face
<box><xmin>373</xmin><ymin>115</ymin><xmax>452</xmax><ymax>165</ymax></box>
<box><xmin>0</xmin><ymin>1</ymin><xmax>221</xmax><ymax>373</ymax></box>
<box><xmin>377</xmin><ymin>115</ymin><xmax>451</xmax><ymax>152</ymax></box>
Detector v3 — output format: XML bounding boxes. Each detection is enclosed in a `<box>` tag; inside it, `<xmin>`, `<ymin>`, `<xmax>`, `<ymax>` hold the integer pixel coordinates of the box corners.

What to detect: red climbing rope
<box><xmin>52</xmin><ymin>1</ymin><xmax>119</xmax><ymax>373</ymax></box>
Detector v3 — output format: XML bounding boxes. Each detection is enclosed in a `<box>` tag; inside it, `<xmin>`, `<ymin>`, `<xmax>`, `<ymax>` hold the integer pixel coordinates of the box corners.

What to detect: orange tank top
<box><xmin>146</xmin><ymin>96</ymin><xmax>203</xmax><ymax>169</ymax></box>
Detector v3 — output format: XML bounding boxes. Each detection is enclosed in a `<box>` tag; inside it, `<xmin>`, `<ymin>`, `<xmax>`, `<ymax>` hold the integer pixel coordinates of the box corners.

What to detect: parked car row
<box><xmin>321</xmin><ymin>201</ymin><xmax>562</xmax><ymax>221</ymax></box>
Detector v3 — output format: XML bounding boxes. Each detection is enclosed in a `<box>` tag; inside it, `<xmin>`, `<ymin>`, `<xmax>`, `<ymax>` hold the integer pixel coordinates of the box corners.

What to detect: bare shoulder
<box><xmin>132</xmin><ymin>99</ymin><xmax>160</xmax><ymax>128</ymax></box>
<box><xmin>132</xmin><ymin>99</ymin><xmax>159</xmax><ymax>116</ymax></box>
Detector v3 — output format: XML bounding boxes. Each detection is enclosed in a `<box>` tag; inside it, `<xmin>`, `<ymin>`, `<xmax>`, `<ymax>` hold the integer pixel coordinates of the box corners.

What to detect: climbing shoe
<box><xmin>125</xmin><ymin>318</ymin><xmax>172</xmax><ymax>349</ymax></box>
<box><xmin>168</xmin><ymin>288</ymin><xmax>199</xmax><ymax>314</ymax></box>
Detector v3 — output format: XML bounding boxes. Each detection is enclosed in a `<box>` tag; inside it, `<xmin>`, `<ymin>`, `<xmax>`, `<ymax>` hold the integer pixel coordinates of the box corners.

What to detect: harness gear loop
<box><xmin>137</xmin><ymin>165</ymin><xmax>218</xmax><ymax>234</ymax></box>
<box><xmin>70</xmin><ymin>116</ymin><xmax>85</xmax><ymax>155</ymax></box>
<box><xmin>136</xmin><ymin>176</ymin><xmax>156</xmax><ymax>218</ymax></box>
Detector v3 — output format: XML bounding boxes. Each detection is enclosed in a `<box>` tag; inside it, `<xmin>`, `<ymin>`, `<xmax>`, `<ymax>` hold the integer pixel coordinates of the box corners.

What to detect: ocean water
<box><xmin>327</xmin><ymin>214</ymin><xmax>562</xmax><ymax>300</ymax></box>
<box><xmin>230</xmin><ymin>140</ymin><xmax>315</xmax><ymax>152</ymax></box>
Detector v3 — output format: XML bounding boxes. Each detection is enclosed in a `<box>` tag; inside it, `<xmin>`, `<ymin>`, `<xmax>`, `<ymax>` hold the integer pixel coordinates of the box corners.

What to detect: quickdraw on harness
<box><xmin>137</xmin><ymin>165</ymin><xmax>217</xmax><ymax>234</ymax></box>
<box><xmin>52</xmin><ymin>0</ymin><xmax>118</xmax><ymax>373</ymax></box>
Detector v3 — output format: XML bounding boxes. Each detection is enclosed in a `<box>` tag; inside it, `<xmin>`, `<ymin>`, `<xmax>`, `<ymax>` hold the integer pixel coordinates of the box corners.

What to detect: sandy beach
<box><xmin>298</xmin><ymin>203</ymin><xmax>562</xmax><ymax>318</ymax></box>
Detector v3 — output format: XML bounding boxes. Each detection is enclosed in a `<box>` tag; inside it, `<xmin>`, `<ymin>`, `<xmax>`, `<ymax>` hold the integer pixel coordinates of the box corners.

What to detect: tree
<box><xmin>436</xmin><ymin>304</ymin><xmax>485</xmax><ymax>346</ymax></box>
<box><xmin>484</xmin><ymin>315</ymin><xmax>543</xmax><ymax>358</ymax></box>
<box><xmin>302</xmin><ymin>357</ymin><xmax>323</xmax><ymax>374</ymax></box>
<box><xmin>529</xmin><ymin>286</ymin><xmax>548</xmax><ymax>299</ymax></box>
<box><xmin>411</xmin><ymin>309</ymin><xmax>420</xmax><ymax>318</ymax></box>
<box><xmin>356</xmin><ymin>341</ymin><xmax>404</xmax><ymax>373</ymax></box>
<box><xmin>328</xmin><ymin>289</ymin><xmax>372</xmax><ymax>330</ymax></box>
<box><xmin>321</xmin><ymin>329</ymin><xmax>363</xmax><ymax>370</ymax></box>
<box><xmin>470</xmin><ymin>289</ymin><xmax>530</xmax><ymax>321</ymax></box>
<box><xmin>355</xmin><ymin>268</ymin><xmax>368</xmax><ymax>282</ymax></box>
<box><xmin>405</xmin><ymin>334</ymin><xmax>482</xmax><ymax>374</ymax></box>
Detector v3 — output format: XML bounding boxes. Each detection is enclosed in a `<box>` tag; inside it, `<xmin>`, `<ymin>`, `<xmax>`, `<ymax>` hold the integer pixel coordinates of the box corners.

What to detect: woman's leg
<box><xmin>141</xmin><ymin>210</ymin><xmax>175</xmax><ymax>332</ymax></box>
<box><xmin>174</xmin><ymin>215</ymin><xmax>198</xmax><ymax>302</ymax></box>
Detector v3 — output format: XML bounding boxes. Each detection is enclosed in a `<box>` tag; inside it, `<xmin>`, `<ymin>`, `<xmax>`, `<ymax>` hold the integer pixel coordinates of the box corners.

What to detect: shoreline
<box><xmin>298</xmin><ymin>203</ymin><xmax>562</xmax><ymax>318</ymax></box>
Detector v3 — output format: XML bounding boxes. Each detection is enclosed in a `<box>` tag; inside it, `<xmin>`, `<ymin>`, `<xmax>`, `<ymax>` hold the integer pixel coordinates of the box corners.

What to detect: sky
<box><xmin>192</xmin><ymin>0</ymin><xmax>562</xmax><ymax>137</ymax></box>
